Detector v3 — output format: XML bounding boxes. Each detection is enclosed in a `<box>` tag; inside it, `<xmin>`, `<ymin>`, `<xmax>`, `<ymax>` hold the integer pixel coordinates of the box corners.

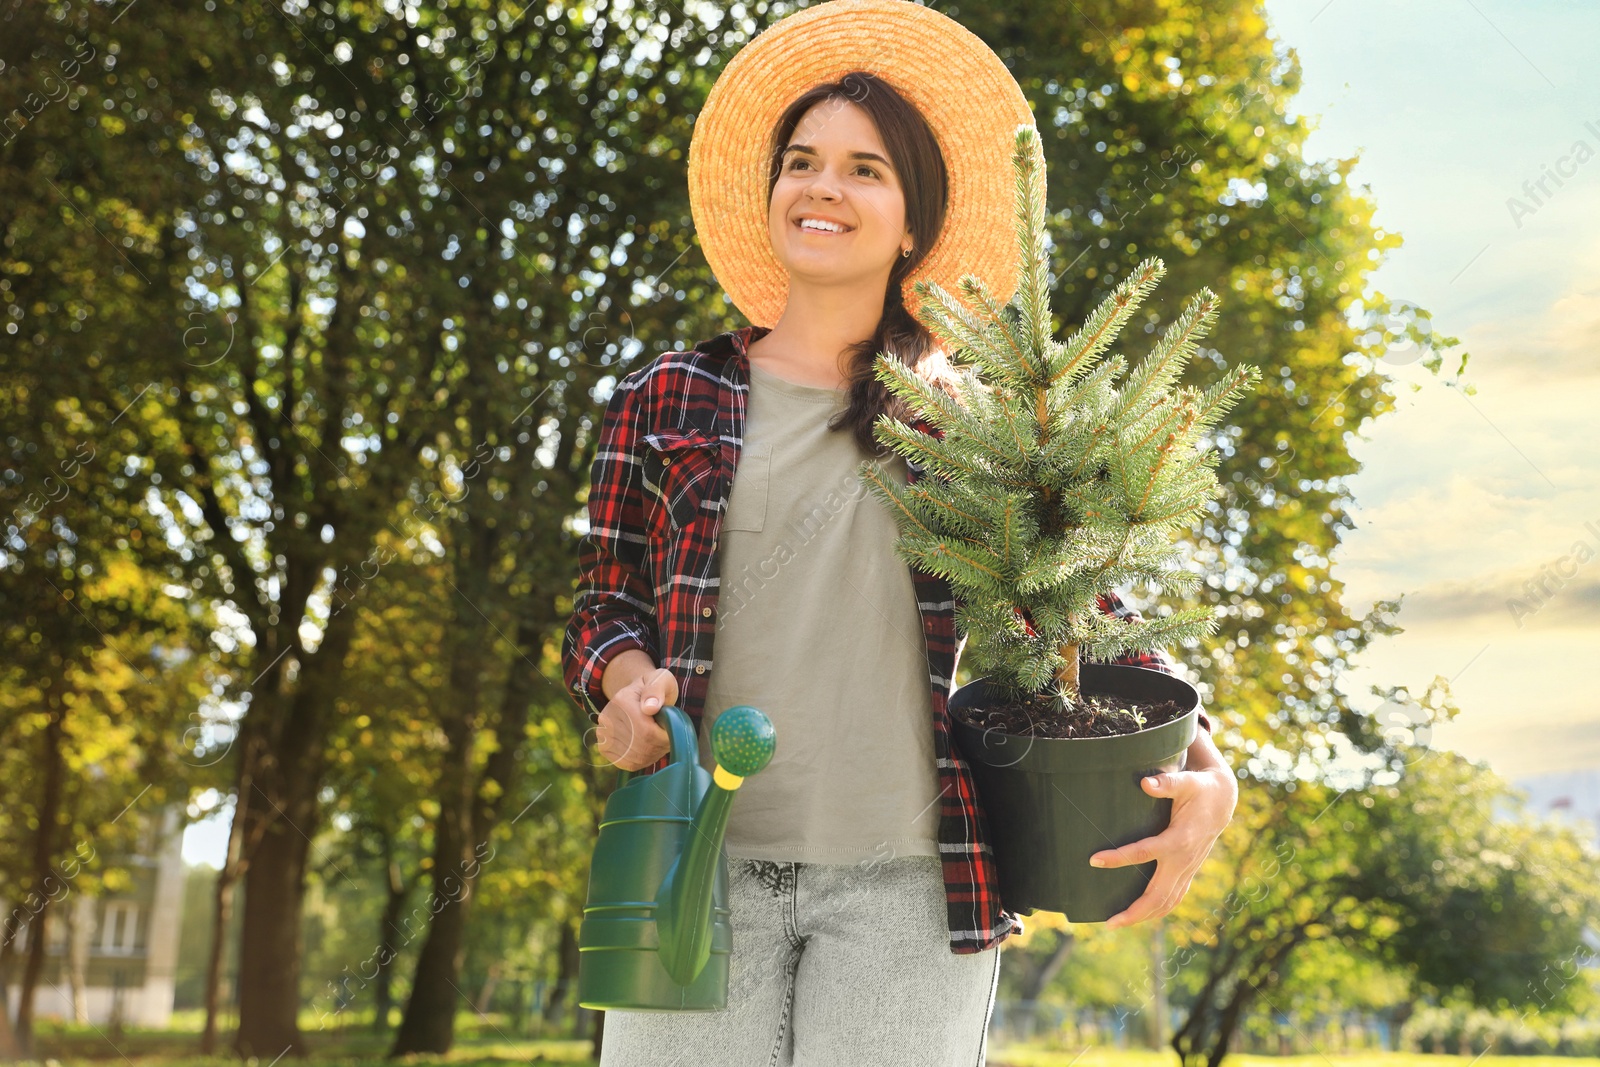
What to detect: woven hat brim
<box><xmin>689</xmin><ymin>0</ymin><xmax>1042</xmax><ymax>330</ymax></box>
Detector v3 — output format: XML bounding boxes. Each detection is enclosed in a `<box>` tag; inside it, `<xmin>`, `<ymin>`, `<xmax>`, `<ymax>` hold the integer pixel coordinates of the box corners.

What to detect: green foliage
<box><xmin>860</xmin><ymin>126</ymin><xmax>1260</xmax><ymax>708</ymax></box>
<box><xmin>1159</xmin><ymin>750</ymin><xmax>1600</xmax><ymax>1066</ymax></box>
<box><xmin>1403</xmin><ymin>1001</ymin><xmax>1600</xmax><ymax>1056</ymax></box>
<box><xmin>5</xmin><ymin>0</ymin><xmax>729</xmax><ymax>1051</ymax></box>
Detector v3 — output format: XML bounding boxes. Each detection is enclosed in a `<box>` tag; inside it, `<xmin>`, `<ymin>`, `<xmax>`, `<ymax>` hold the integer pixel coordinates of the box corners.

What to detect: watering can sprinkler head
<box><xmin>708</xmin><ymin>704</ymin><xmax>778</xmax><ymax>781</ymax></box>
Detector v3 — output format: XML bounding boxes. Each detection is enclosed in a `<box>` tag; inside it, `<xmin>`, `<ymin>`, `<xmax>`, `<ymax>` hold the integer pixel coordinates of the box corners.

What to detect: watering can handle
<box><xmin>615</xmin><ymin>703</ymin><xmax>697</xmax><ymax>788</ymax></box>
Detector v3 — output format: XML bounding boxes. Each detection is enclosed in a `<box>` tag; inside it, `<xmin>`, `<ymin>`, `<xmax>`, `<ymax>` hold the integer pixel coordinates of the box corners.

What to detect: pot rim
<box><xmin>950</xmin><ymin>667</ymin><xmax>1199</xmax><ymax>770</ymax></box>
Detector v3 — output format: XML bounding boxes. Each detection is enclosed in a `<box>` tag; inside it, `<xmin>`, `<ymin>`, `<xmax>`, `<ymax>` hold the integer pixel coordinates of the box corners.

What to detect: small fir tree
<box><xmin>858</xmin><ymin>124</ymin><xmax>1262</xmax><ymax>720</ymax></box>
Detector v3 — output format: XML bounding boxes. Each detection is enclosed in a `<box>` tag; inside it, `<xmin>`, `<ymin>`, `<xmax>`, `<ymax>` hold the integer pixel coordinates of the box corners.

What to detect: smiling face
<box><xmin>766</xmin><ymin>98</ymin><xmax>912</xmax><ymax>301</ymax></box>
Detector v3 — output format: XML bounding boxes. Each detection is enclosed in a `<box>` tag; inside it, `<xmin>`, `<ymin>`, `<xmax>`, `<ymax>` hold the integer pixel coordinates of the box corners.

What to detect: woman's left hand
<box><xmin>1088</xmin><ymin>738</ymin><xmax>1238</xmax><ymax>929</ymax></box>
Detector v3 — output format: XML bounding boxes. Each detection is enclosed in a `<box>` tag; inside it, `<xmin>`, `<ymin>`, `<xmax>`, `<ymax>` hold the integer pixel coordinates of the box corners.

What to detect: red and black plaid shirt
<box><xmin>562</xmin><ymin>324</ymin><xmax>1213</xmax><ymax>954</ymax></box>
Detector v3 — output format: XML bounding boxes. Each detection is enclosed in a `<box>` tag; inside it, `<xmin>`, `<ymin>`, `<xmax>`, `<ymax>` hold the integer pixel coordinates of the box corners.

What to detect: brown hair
<box><xmin>765</xmin><ymin>71</ymin><xmax>967</xmax><ymax>456</ymax></box>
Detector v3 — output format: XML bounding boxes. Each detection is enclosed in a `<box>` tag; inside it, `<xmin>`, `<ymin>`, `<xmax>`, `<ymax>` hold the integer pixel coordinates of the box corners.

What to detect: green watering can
<box><xmin>577</xmin><ymin>702</ymin><xmax>776</xmax><ymax>1011</ymax></box>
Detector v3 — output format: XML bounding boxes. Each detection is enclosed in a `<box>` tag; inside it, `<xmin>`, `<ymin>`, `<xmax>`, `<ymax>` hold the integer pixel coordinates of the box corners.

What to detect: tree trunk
<box><xmin>0</xmin><ymin>989</ymin><xmax>18</xmax><ymax>1060</ymax></box>
<box><xmin>1208</xmin><ymin>983</ymin><xmax>1252</xmax><ymax>1067</ymax></box>
<box><xmin>390</xmin><ymin>603</ymin><xmax>538</xmax><ymax>1056</ymax></box>
<box><xmin>1055</xmin><ymin>639</ymin><xmax>1081</xmax><ymax>704</ymax></box>
<box><xmin>14</xmin><ymin>901</ymin><xmax>52</xmax><ymax>1057</ymax></box>
<box><xmin>1172</xmin><ymin>944</ymin><xmax>1231</xmax><ymax>1067</ymax></box>
<box><xmin>1388</xmin><ymin>1000</ymin><xmax>1414</xmax><ymax>1052</ymax></box>
<box><xmin>389</xmin><ymin>811</ymin><xmax>473</xmax><ymax>1053</ymax></box>
<box><xmin>543</xmin><ymin>920</ymin><xmax>579</xmax><ymax>1030</ymax></box>
<box><xmin>0</xmin><ymin>940</ymin><xmax>16</xmax><ymax>1054</ymax></box>
<box><xmin>200</xmin><ymin>861</ymin><xmax>240</xmax><ymax>1052</ymax></box>
<box><xmin>371</xmin><ymin>850</ymin><xmax>408</xmax><ymax>1032</ymax></box>
<box><xmin>66</xmin><ymin>895</ymin><xmax>92</xmax><ymax>1024</ymax></box>
<box><xmin>1022</xmin><ymin>929</ymin><xmax>1075</xmax><ymax>1002</ymax></box>
<box><xmin>475</xmin><ymin>961</ymin><xmax>501</xmax><ymax>1014</ymax></box>
<box><xmin>200</xmin><ymin>870</ymin><xmax>240</xmax><ymax>1049</ymax></box>
<box><xmin>15</xmin><ymin>700</ymin><xmax>67</xmax><ymax>1055</ymax></box>
<box><xmin>201</xmin><ymin>745</ymin><xmax>255</xmax><ymax>1055</ymax></box>
<box><xmin>1202</xmin><ymin>930</ymin><xmax>1307</xmax><ymax>1067</ymax></box>
<box><xmin>1177</xmin><ymin>966</ymin><xmax>1222</xmax><ymax>1062</ymax></box>
<box><xmin>234</xmin><ymin>803</ymin><xmax>314</xmax><ymax>1059</ymax></box>
<box><xmin>1148</xmin><ymin>918</ymin><xmax>1168</xmax><ymax>1049</ymax></box>
<box><xmin>232</xmin><ymin>603</ymin><xmax>360</xmax><ymax>1059</ymax></box>
<box><xmin>389</xmin><ymin>614</ymin><xmax>484</xmax><ymax>1057</ymax></box>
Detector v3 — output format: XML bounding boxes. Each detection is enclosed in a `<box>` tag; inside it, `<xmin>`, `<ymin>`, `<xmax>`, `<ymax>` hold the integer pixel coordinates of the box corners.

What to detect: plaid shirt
<box><xmin>562</xmin><ymin>324</ymin><xmax>1213</xmax><ymax>954</ymax></box>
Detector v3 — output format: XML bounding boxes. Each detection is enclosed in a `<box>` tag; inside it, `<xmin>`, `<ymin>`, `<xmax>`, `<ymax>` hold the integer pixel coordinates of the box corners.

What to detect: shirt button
<box><xmin>701</xmin><ymin>607</ymin><xmax>713</xmax><ymax>617</ymax></box>
<box><xmin>694</xmin><ymin>664</ymin><xmax>706</xmax><ymax>674</ymax></box>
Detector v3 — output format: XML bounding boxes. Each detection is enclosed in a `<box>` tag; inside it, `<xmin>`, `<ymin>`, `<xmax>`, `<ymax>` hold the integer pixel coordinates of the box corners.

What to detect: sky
<box><xmin>186</xmin><ymin>0</ymin><xmax>1600</xmax><ymax>865</ymax></box>
<box><xmin>1261</xmin><ymin>0</ymin><xmax>1600</xmax><ymax>782</ymax></box>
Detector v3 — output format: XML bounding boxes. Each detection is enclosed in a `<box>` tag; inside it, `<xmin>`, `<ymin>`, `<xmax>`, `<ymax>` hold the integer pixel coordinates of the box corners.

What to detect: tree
<box><xmin>303</xmin><ymin>532</ymin><xmax>441</xmax><ymax>1034</ymax></box>
<box><xmin>6</xmin><ymin>0</ymin><xmax>740</xmax><ymax>1053</ymax></box>
<box><xmin>0</xmin><ymin>348</ymin><xmax>214</xmax><ymax>1056</ymax></box>
<box><xmin>1156</xmin><ymin>746</ymin><xmax>1600</xmax><ymax>1067</ymax></box>
<box><xmin>22</xmin><ymin>0</ymin><xmax>444</xmax><ymax>1043</ymax></box>
<box><xmin>863</xmin><ymin>125</ymin><xmax>1261</xmax><ymax>716</ymax></box>
<box><xmin>2</xmin><ymin>0</ymin><xmax>441</xmax><ymax>1053</ymax></box>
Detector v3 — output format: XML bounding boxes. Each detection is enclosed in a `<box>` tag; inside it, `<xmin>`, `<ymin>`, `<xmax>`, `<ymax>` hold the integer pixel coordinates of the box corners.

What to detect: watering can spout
<box><xmin>648</xmin><ymin>705</ymin><xmax>777</xmax><ymax>989</ymax></box>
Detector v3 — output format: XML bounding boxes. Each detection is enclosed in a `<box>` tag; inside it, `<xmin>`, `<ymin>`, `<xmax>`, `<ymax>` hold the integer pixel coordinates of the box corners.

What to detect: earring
<box><xmin>901</xmin><ymin>247</ymin><xmax>912</xmax><ymax>258</ymax></box>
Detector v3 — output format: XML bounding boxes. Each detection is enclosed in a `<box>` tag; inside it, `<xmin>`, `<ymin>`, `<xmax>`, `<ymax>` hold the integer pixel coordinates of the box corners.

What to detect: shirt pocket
<box><xmin>723</xmin><ymin>440</ymin><xmax>771</xmax><ymax>533</ymax></box>
<box><xmin>643</xmin><ymin>428</ymin><xmax>723</xmax><ymax>531</ymax></box>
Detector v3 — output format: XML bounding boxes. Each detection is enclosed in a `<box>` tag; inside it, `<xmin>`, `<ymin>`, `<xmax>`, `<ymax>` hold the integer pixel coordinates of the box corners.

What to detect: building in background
<box><xmin>4</xmin><ymin>805</ymin><xmax>186</xmax><ymax>1028</ymax></box>
<box><xmin>1512</xmin><ymin>767</ymin><xmax>1600</xmax><ymax>850</ymax></box>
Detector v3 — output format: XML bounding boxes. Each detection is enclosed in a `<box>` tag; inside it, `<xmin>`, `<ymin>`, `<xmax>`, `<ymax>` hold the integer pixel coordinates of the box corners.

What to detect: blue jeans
<box><xmin>597</xmin><ymin>852</ymin><xmax>1003</xmax><ymax>1066</ymax></box>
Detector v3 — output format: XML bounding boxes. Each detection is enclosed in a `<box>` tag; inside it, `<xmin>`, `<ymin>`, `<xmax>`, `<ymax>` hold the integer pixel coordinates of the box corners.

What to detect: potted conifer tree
<box><xmin>858</xmin><ymin>125</ymin><xmax>1261</xmax><ymax>922</ymax></box>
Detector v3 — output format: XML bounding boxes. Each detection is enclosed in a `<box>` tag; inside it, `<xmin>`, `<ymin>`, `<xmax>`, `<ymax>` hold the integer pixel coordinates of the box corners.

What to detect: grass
<box><xmin>24</xmin><ymin>1018</ymin><xmax>596</xmax><ymax>1066</ymax></box>
<box><xmin>991</xmin><ymin>1054</ymin><xmax>1600</xmax><ymax>1067</ymax></box>
<box><xmin>25</xmin><ymin>1022</ymin><xmax>1600</xmax><ymax>1067</ymax></box>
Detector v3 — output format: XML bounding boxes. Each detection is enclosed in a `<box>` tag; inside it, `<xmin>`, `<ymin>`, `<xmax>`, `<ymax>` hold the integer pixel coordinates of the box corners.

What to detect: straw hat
<box><xmin>688</xmin><ymin>0</ymin><xmax>1042</xmax><ymax>330</ymax></box>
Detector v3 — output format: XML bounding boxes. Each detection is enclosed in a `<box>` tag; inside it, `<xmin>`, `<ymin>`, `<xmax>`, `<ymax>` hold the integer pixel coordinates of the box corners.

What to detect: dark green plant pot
<box><xmin>949</xmin><ymin>664</ymin><xmax>1200</xmax><ymax>923</ymax></box>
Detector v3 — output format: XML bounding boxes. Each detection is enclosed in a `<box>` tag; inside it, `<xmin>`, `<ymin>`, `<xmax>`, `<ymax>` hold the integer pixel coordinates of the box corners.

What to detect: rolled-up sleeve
<box><xmin>561</xmin><ymin>373</ymin><xmax>660</xmax><ymax>721</ymax></box>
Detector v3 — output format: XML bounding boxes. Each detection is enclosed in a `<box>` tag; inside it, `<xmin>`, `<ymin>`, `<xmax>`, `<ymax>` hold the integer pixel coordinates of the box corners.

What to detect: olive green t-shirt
<box><xmin>696</xmin><ymin>358</ymin><xmax>943</xmax><ymax>864</ymax></box>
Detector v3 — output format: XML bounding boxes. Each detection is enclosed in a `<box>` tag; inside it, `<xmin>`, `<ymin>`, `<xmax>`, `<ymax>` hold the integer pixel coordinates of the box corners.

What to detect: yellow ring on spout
<box><xmin>713</xmin><ymin>764</ymin><xmax>745</xmax><ymax>790</ymax></box>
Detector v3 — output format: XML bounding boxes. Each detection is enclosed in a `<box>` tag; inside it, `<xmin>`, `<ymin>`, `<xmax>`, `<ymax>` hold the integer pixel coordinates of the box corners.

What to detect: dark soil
<box><xmin>952</xmin><ymin>688</ymin><xmax>1187</xmax><ymax>739</ymax></box>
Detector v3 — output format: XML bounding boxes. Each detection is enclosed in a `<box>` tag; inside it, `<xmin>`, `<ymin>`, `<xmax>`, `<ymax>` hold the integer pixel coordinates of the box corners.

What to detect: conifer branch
<box><xmin>862</xmin><ymin>123</ymin><xmax>1262</xmax><ymax>707</ymax></box>
<box><xmin>961</xmin><ymin>282</ymin><xmax>1033</xmax><ymax>383</ymax></box>
<box><xmin>1054</xmin><ymin>260</ymin><xmax>1164</xmax><ymax>385</ymax></box>
<box><xmin>910</xmin><ymin>275</ymin><xmax>1019</xmax><ymax>378</ymax></box>
<box><xmin>1111</xmin><ymin>290</ymin><xmax>1220</xmax><ymax>423</ymax></box>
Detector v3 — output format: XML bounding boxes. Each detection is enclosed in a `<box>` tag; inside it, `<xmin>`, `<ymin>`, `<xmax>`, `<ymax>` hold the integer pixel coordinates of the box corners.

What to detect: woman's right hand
<box><xmin>596</xmin><ymin>667</ymin><xmax>680</xmax><ymax>771</ymax></box>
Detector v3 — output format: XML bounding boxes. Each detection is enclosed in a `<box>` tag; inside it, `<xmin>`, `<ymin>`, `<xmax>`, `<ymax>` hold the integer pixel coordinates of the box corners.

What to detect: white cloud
<box><xmin>1268</xmin><ymin>0</ymin><xmax>1600</xmax><ymax>777</ymax></box>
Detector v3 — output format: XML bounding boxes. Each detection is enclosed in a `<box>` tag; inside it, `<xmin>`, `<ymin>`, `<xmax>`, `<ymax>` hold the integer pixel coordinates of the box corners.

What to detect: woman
<box><xmin>561</xmin><ymin>5</ymin><xmax>1237</xmax><ymax>1064</ymax></box>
